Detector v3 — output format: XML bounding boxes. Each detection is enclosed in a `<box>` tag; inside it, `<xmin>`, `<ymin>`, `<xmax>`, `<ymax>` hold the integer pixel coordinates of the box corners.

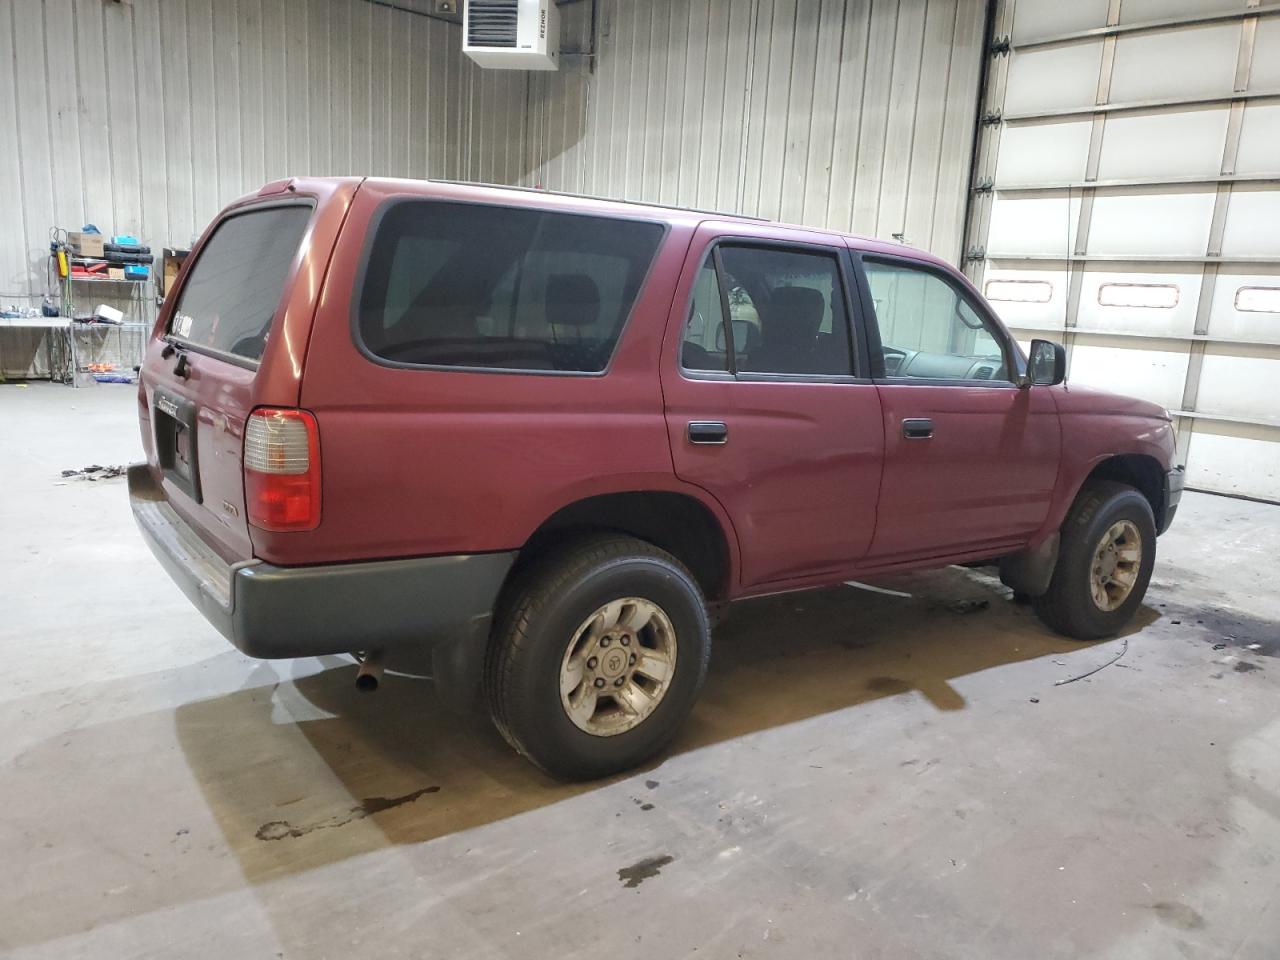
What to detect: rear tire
<box><xmin>1033</xmin><ymin>480</ymin><xmax>1156</xmax><ymax>640</ymax></box>
<box><xmin>485</xmin><ymin>534</ymin><xmax>711</xmax><ymax>781</ymax></box>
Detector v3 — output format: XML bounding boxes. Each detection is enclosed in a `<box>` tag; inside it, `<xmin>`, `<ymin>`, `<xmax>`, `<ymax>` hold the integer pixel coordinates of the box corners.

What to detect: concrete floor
<box><xmin>3</xmin><ymin>381</ymin><xmax>1279</xmax><ymax>960</ymax></box>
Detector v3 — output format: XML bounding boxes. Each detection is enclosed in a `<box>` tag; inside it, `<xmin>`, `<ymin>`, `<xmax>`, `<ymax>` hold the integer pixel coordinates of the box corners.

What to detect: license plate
<box><xmin>154</xmin><ymin>388</ymin><xmax>202</xmax><ymax>503</ymax></box>
<box><xmin>174</xmin><ymin>422</ymin><xmax>190</xmax><ymax>468</ymax></box>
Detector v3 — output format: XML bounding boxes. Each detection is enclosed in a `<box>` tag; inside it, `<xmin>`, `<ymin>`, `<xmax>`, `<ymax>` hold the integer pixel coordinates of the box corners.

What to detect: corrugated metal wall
<box><xmin>0</xmin><ymin>0</ymin><xmax>526</xmax><ymax>310</ymax></box>
<box><xmin>2</xmin><ymin>0</ymin><xmax>987</xmax><ymax>312</ymax></box>
<box><xmin>523</xmin><ymin>0</ymin><xmax>988</xmax><ymax>262</ymax></box>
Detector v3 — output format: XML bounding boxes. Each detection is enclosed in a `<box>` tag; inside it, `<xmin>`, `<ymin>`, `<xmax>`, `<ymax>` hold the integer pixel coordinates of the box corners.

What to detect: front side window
<box><xmin>682</xmin><ymin>244</ymin><xmax>853</xmax><ymax>377</ymax></box>
<box><xmin>169</xmin><ymin>204</ymin><xmax>312</xmax><ymax>363</ymax></box>
<box><xmin>863</xmin><ymin>259</ymin><xmax>1009</xmax><ymax>382</ymax></box>
<box><xmin>357</xmin><ymin>201</ymin><xmax>664</xmax><ymax>372</ymax></box>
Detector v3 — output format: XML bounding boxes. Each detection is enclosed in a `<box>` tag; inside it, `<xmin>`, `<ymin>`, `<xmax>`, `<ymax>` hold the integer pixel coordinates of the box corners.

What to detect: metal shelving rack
<box><xmin>51</xmin><ymin>234</ymin><xmax>154</xmax><ymax>386</ymax></box>
<box><xmin>60</xmin><ymin>271</ymin><xmax>151</xmax><ymax>323</ymax></box>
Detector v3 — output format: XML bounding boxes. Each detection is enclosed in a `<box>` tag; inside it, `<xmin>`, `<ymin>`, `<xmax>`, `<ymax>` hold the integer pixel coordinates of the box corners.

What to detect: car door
<box><xmin>852</xmin><ymin>249</ymin><xmax>1062</xmax><ymax>564</ymax></box>
<box><xmin>660</xmin><ymin>222</ymin><xmax>885</xmax><ymax>590</ymax></box>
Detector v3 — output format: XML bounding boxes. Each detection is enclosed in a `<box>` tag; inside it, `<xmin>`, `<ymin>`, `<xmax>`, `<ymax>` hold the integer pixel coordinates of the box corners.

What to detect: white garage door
<box><xmin>965</xmin><ymin>0</ymin><xmax>1280</xmax><ymax>502</ymax></box>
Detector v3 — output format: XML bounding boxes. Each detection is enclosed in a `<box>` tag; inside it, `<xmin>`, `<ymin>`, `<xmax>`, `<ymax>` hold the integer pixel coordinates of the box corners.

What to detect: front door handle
<box><xmin>688</xmin><ymin>421</ymin><xmax>728</xmax><ymax>445</ymax></box>
<box><xmin>902</xmin><ymin>417</ymin><xmax>934</xmax><ymax>439</ymax></box>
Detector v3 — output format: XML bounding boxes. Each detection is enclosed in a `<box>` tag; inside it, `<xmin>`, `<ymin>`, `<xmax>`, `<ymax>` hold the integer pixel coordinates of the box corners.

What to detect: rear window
<box><xmin>356</xmin><ymin>200</ymin><xmax>665</xmax><ymax>372</ymax></box>
<box><xmin>169</xmin><ymin>204</ymin><xmax>312</xmax><ymax>363</ymax></box>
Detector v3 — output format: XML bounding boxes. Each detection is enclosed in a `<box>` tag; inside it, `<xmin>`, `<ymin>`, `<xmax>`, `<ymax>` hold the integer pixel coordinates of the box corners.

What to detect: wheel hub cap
<box><xmin>559</xmin><ymin>598</ymin><xmax>677</xmax><ymax>737</ymax></box>
<box><xmin>1090</xmin><ymin>520</ymin><xmax>1143</xmax><ymax>612</ymax></box>
<box><xmin>600</xmin><ymin>646</ymin><xmax>628</xmax><ymax>678</ymax></box>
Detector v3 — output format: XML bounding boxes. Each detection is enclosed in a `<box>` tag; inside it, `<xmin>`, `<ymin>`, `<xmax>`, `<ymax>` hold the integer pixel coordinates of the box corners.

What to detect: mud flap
<box><xmin>430</xmin><ymin>615</ymin><xmax>494</xmax><ymax>714</ymax></box>
<box><xmin>998</xmin><ymin>532</ymin><xmax>1061</xmax><ymax>598</ymax></box>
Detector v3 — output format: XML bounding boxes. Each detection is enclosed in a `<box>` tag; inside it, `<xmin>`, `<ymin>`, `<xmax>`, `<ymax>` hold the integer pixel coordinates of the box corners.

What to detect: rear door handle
<box><xmin>688</xmin><ymin>421</ymin><xmax>728</xmax><ymax>445</ymax></box>
<box><xmin>902</xmin><ymin>418</ymin><xmax>934</xmax><ymax>439</ymax></box>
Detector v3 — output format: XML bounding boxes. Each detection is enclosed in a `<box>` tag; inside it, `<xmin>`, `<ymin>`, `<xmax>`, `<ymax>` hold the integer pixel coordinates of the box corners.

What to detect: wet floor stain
<box><xmin>644</xmin><ymin>780</ymin><xmax>660</xmax><ymax>790</ymax></box>
<box><xmin>1151</xmin><ymin>901</ymin><xmax>1205</xmax><ymax>930</ymax></box>
<box><xmin>255</xmin><ymin>786</ymin><xmax>441</xmax><ymax>841</ymax></box>
<box><xmin>360</xmin><ymin>786</ymin><xmax>442</xmax><ymax>815</ymax></box>
<box><xmin>944</xmin><ymin>598</ymin><xmax>989</xmax><ymax>615</ymax></box>
<box><xmin>618</xmin><ymin>854</ymin><xmax>674</xmax><ymax>888</ymax></box>
<box><xmin>866</xmin><ymin>676</ymin><xmax>911</xmax><ymax>695</ymax></box>
<box><xmin>1234</xmin><ymin>661</ymin><xmax>1263</xmax><ymax>673</ymax></box>
<box><xmin>1167</xmin><ymin>604</ymin><xmax>1280</xmax><ymax>658</ymax></box>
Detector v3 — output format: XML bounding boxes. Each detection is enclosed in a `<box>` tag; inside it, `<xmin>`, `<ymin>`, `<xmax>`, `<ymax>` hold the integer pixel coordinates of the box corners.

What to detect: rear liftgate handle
<box><xmin>688</xmin><ymin>421</ymin><xmax>728</xmax><ymax>445</ymax></box>
<box><xmin>902</xmin><ymin>418</ymin><xmax>934</xmax><ymax>440</ymax></box>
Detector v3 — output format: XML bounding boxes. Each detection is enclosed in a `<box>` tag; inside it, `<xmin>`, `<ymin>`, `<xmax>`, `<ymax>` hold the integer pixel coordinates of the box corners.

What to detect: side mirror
<box><xmin>1025</xmin><ymin>338</ymin><xmax>1066</xmax><ymax>387</ymax></box>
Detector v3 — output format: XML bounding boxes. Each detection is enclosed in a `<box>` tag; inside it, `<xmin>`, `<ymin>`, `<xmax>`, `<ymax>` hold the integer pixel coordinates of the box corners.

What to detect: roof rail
<box><xmin>425</xmin><ymin>178</ymin><xmax>772</xmax><ymax>222</ymax></box>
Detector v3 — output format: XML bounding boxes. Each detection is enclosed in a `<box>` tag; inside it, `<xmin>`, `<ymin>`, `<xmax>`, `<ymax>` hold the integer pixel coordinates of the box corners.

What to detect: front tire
<box><xmin>1033</xmin><ymin>480</ymin><xmax>1157</xmax><ymax>640</ymax></box>
<box><xmin>485</xmin><ymin>535</ymin><xmax>711</xmax><ymax>780</ymax></box>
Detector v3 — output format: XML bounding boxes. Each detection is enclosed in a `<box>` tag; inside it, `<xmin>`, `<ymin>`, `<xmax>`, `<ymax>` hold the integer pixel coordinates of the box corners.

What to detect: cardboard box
<box><xmin>160</xmin><ymin>248</ymin><xmax>189</xmax><ymax>299</ymax></box>
<box><xmin>108</xmin><ymin>267</ymin><xmax>126</xmax><ymax>280</ymax></box>
<box><xmin>67</xmin><ymin>232</ymin><xmax>105</xmax><ymax>258</ymax></box>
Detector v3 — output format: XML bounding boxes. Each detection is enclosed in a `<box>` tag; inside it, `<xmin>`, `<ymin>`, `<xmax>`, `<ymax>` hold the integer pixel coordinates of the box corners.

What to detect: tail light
<box><xmin>244</xmin><ymin>408</ymin><xmax>321</xmax><ymax>531</ymax></box>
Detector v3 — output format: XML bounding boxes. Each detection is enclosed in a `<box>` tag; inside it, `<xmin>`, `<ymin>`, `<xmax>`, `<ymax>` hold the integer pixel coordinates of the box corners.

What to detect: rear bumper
<box><xmin>1160</xmin><ymin>465</ymin><xmax>1185</xmax><ymax>535</ymax></box>
<box><xmin>128</xmin><ymin>464</ymin><xmax>516</xmax><ymax>659</ymax></box>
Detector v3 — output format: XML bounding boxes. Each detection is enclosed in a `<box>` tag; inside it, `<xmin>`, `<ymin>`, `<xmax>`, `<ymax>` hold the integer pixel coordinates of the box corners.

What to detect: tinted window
<box><xmin>169</xmin><ymin>205</ymin><xmax>311</xmax><ymax>362</ymax></box>
<box><xmin>358</xmin><ymin>201</ymin><xmax>664</xmax><ymax>372</ymax></box>
<box><xmin>864</xmin><ymin>260</ymin><xmax>1008</xmax><ymax>381</ymax></box>
<box><xmin>683</xmin><ymin>245</ymin><xmax>853</xmax><ymax>376</ymax></box>
<box><xmin>681</xmin><ymin>261</ymin><xmax>729</xmax><ymax>372</ymax></box>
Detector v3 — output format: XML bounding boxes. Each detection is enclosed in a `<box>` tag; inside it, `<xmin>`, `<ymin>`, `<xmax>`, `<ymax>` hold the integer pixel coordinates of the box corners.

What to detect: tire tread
<box><xmin>1033</xmin><ymin>480</ymin><xmax>1155</xmax><ymax>640</ymax></box>
<box><xmin>484</xmin><ymin>533</ymin><xmax>706</xmax><ymax>777</ymax></box>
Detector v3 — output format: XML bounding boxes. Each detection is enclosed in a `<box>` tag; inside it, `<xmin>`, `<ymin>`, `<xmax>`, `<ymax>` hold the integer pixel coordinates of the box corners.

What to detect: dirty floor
<box><xmin>3</xmin><ymin>381</ymin><xmax>1279</xmax><ymax>960</ymax></box>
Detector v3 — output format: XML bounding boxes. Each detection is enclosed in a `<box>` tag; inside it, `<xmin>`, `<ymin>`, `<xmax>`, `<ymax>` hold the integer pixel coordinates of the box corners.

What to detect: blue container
<box><xmin>124</xmin><ymin>264</ymin><xmax>150</xmax><ymax>280</ymax></box>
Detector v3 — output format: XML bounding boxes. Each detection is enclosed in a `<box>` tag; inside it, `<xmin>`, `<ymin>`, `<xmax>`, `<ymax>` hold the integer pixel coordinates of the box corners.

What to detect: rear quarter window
<box><xmin>169</xmin><ymin>204</ymin><xmax>312</xmax><ymax>363</ymax></box>
<box><xmin>356</xmin><ymin>200</ymin><xmax>665</xmax><ymax>373</ymax></box>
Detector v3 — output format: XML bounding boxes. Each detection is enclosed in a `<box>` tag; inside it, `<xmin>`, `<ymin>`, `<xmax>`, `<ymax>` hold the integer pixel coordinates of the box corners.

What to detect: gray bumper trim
<box><xmin>1160</xmin><ymin>466</ymin><xmax>1185</xmax><ymax>535</ymax></box>
<box><xmin>128</xmin><ymin>463</ymin><xmax>516</xmax><ymax>659</ymax></box>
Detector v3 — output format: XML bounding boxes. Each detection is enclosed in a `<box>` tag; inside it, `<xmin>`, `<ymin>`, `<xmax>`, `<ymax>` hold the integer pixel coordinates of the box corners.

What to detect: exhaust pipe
<box><xmin>355</xmin><ymin>650</ymin><xmax>386</xmax><ymax>692</ymax></box>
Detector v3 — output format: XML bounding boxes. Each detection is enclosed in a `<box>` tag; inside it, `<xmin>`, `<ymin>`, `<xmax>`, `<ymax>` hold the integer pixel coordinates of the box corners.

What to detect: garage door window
<box><xmin>1236</xmin><ymin>286</ymin><xmax>1280</xmax><ymax>313</ymax></box>
<box><xmin>864</xmin><ymin>259</ymin><xmax>1009</xmax><ymax>382</ymax></box>
<box><xmin>984</xmin><ymin>279</ymin><xmax>1053</xmax><ymax>303</ymax></box>
<box><xmin>682</xmin><ymin>244</ymin><xmax>854</xmax><ymax>377</ymax></box>
<box><xmin>1097</xmin><ymin>283</ymin><xmax>1180</xmax><ymax>309</ymax></box>
<box><xmin>357</xmin><ymin>200</ymin><xmax>664</xmax><ymax>373</ymax></box>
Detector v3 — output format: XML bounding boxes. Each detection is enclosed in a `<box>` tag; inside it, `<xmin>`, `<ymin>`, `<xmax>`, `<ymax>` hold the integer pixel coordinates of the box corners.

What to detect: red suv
<box><xmin>131</xmin><ymin>177</ymin><xmax>1183</xmax><ymax>779</ymax></box>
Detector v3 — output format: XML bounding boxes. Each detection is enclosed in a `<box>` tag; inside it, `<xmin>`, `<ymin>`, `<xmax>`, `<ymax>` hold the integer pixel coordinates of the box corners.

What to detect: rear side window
<box><xmin>357</xmin><ymin>201</ymin><xmax>664</xmax><ymax>372</ymax></box>
<box><xmin>169</xmin><ymin>205</ymin><xmax>311</xmax><ymax>363</ymax></box>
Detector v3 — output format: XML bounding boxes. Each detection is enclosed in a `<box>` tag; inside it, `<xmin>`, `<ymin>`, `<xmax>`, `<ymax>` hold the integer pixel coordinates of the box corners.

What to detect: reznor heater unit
<box><xmin>463</xmin><ymin>0</ymin><xmax>560</xmax><ymax>70</ymax></box>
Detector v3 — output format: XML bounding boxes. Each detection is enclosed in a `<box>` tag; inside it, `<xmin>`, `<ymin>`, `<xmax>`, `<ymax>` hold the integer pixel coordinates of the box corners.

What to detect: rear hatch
<box><xmin>140</xmin><ymin>190</ymin><xmax>329</xmax><ymax>564</ymax></box>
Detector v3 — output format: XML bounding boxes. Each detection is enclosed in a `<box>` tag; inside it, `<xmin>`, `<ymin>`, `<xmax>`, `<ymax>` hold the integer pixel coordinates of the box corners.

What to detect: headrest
<box><xmin>765</xmin><ymin>286</ymin><xmax>825</xmax><ymax>345</ymax></box>
<box><xmin>546</xmin><ymin>273</ymin><xmax>601</xmax><ymax>327</ymax></box>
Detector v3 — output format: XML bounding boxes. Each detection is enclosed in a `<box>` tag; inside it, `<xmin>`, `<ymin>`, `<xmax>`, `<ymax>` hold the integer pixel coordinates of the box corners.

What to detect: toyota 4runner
<box><xmin>130</xmin><ymin>177</ymin><xmax>1183</xmax><ymax>779</ymax></box>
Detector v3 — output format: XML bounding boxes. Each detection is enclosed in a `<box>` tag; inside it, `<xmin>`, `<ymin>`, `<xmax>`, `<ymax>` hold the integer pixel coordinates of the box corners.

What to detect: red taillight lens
<box><xmin>244</xmin><ymin>408</ymin><xmax>321</xmax><ymax>531</ymax></box>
